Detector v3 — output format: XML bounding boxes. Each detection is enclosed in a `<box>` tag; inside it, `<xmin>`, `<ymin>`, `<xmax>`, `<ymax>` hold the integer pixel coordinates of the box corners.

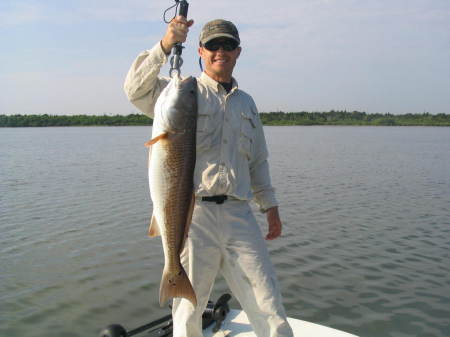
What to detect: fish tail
<box><xmin>159</xmin><ymin>267</ymin><xmax>197</xmax><ymax>307</ymax></box>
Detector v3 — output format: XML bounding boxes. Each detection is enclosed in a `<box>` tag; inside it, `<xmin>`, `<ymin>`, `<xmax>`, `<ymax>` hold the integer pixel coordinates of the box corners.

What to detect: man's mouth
<box><xmin>214</xmin><ymin>58</ymin><xmax>228</xmax><ymax>64</ymax></box>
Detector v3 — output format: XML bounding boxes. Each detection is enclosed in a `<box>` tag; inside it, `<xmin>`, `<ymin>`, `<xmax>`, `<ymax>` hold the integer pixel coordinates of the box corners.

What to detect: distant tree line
<box><xmin>1</xmin><ymin>111</ymin><xmax>449</xmax><ymax>127</ymax></box>
<box><xmin>259</xmin><ymin>111</ymin><xmax>450</xmax><ymax>126</ymax></box>
<box><xmin>0</xmin><ymin>114</ymin><xmax>151</xmax><ymax>127</ymax></box>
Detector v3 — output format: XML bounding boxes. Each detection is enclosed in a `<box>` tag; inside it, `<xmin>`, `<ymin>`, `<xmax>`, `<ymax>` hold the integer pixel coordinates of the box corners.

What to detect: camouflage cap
<box><xmin>199</xmin><ymin>19</ymin><xmax>240</xmax><ymax>45</ymax></box>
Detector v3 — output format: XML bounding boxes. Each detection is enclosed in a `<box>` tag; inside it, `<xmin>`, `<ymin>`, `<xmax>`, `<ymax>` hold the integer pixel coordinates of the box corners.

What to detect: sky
<box><xmin>0</xmin><ymin>0</ymin><xmax>449</xmax><ymax>115</ymax></box>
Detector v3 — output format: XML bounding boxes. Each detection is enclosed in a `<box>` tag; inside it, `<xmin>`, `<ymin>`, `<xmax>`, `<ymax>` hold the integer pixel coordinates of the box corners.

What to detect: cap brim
<box><xmin>201</xmin><ymin>33</ymin><xmax>240</xmax><ymax>45</ymax></box>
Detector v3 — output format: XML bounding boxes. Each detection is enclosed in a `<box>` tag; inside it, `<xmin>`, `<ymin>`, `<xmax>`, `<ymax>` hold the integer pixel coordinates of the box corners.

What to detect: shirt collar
<box><xmin>199</xmin><ymin>72</ymin><xmax>239</xmax><ymax>94</ymax></box>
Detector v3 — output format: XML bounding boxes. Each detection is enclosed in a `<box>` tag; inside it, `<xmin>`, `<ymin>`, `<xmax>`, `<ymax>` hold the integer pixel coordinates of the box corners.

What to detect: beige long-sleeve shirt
<box><xmin>124</xmin><ymin>42</ymin><xmax>278</xmax><ymax>212</ymax></box>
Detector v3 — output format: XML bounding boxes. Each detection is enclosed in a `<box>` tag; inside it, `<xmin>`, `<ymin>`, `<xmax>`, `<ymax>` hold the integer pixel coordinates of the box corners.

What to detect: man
<box><xmin>124</xmin><ymin>17</ymin><xmax>293</xmax><ymax>337</ymax></box>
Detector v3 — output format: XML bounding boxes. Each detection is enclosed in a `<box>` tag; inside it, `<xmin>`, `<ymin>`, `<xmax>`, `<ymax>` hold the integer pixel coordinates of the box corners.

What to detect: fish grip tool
<box><xmin>164</xmin><ymin>0</ymin><xmax>189</xmax><ymax>78</ymax></box>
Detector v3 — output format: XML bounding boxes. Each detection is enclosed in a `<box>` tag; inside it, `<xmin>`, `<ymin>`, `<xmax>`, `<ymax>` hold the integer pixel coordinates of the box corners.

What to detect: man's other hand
<box><xmin>265</xmin><ymin>206</ymin><xmax>282</xmax><ymax>240</ymax></box>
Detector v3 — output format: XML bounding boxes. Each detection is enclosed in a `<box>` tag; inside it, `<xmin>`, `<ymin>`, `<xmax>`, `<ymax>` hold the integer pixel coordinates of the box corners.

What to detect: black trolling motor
<box><xmin>98</xmin><ymin>294</ymin><xmax>231</xmax><ymax>337</ymax></box>
<box><xmin>164</xmin><ymin>0</ymin><xmax>190</xmax><ymax>78</ymax></box>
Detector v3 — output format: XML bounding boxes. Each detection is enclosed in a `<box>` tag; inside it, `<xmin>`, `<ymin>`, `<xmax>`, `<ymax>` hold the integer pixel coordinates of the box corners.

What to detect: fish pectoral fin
<box><xmin>159</xmin><ymin>267</ymin><xmax>197</xmax><ymax>307</ymax></box>
<box><xmin>147</xmin><ymin>214</ymin><xmax>161</xmax><ymax>237</ymax></box>
<box><xmin>144</xmin><ymin>132</ymin><xmax>169</xmax><ymax>147</ymax></box>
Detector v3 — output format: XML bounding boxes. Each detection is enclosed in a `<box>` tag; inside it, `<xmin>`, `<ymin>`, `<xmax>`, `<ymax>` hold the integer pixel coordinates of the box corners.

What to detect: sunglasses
<box><xmin>204</xmin><ymin>39</ymin><xmax>239</xmax><ymax>52</ymax></box>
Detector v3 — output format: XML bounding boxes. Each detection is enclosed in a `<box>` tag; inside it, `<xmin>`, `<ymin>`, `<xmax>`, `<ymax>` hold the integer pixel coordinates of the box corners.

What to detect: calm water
<box><xmin>1</xmin><ymin>126</ymin><xmax>449</xmax><ymax>337</ymax></box>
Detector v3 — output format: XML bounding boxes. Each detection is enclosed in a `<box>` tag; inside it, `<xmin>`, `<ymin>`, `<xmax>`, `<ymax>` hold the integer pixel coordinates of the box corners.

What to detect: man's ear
<box><xmin>236</xmin><ymin>46</ymin><xmax>242</xmax><ymax>58</ymax></box>
<box><xmin>198</xmin><ymin>46</ymin><xmax>203</xmax><ymax>58</ymax></box>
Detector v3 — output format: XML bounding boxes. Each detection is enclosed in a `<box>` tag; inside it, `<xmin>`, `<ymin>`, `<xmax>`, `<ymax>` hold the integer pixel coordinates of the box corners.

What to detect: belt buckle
<box><xmin>217</xmin><ymin>195</ymin><xmax>227</xmax><ymax>204</ymax></box>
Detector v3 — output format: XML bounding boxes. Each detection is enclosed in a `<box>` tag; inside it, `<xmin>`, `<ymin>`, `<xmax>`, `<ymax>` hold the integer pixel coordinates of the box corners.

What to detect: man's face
<box><xmin>198</xmin><ymin>38</ymin><xmax>241</xmax><ymax>81</ymax></box>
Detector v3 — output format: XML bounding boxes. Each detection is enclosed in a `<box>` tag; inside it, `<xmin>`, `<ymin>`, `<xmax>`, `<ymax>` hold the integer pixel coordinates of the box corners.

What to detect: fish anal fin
<box><xmin>180</xmin><ymin>193</ymin><xmax>195</xmax><ymax>254</ymax></box>
<box><xmin>159</xmin><ymin>266</ymin><xmax>197</xmax><ymax>307</ymax></box>
<box><xmin>147</xmin><ymin>214</ymin><xmax>161</xmax><ymax>237</ymax></box>
<box><xmin>144</xmin><ymin>132</ymin><xmax>168</xmax><ymax>147</ymax></box>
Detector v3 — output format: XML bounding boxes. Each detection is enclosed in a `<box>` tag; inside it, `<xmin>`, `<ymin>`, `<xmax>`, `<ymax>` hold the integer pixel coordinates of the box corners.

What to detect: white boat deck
<box><xmin>204</xmin><ymin>309</ymin><xmax>359</xmax><ymax>337</ymax></box>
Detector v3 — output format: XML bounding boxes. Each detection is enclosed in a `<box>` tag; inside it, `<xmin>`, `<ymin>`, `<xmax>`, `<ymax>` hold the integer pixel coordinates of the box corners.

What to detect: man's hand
<box><xmin>161</xmin><ymin>15</ymin><xmax>194</xmax><ymax>54</ymax></box>
<box><xmin>265</xmin><ymin>206</ymin><xmax>282</xmax><ymax>240</ymax></box>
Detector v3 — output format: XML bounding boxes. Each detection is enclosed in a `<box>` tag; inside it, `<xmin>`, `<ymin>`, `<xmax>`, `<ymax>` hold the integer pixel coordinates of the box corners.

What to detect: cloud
<box><xmin>0</xmin><ymin>2</ymin><xmax>43</xmax><ymax>25</ymax></box>
<box><xmin>2</xmin><ymin>0</ymin><xmax>449</xmax><ymax>26</ymax></box>
<box><xmin>0</xmin><ymin>70</ymin><xmax>132</xmax><ymax>115</ymax></box>
<box><xmin>1</xmin><ymin>0</ymin><xmax>449</xmax><ymax>114</ymax></box>
<box><xmin>0</xmin><ymin>0</ymin><xmax>166</xmax><ymax>26</ymax></box>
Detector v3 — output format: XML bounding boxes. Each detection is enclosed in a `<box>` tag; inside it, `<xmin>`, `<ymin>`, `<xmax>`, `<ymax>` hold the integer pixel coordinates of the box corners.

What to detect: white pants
<box><xmin>172</xmin><ymin>198</ymin><xmax>293</xmax><ymax>337</ymax></box>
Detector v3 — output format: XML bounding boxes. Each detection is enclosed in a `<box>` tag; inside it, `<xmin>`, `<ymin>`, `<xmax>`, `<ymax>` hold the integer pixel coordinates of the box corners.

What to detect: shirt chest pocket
<box><xmin>239</xmin><ymin>111</ymin><xmax>256</xmax><ymax>160</ymax></box>
<box><xmin>197</xmin><ymin>111</ymin><xmax>211</xmax><ymax>133</ymax></box>
<box><xmin>196</xmin><ymin>109</ymin><xmax>217</xmax><ymax>151</ymax></box>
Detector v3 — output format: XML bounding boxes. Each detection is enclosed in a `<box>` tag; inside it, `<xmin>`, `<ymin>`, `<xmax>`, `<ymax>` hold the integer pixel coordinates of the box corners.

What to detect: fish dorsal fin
<box><xmin>144</xmin><ymin>132</ymin><xmax>168</xmax><ymax>147</ymax></box>
<box><xmin>148</xmin><ymin>214</ymin><xmax>161</xmax><ymax>237</ymax></box>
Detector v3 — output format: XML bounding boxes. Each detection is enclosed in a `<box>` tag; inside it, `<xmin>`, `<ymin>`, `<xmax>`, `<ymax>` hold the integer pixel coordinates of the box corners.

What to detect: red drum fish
<box><xmin>145</xmin><ymin>75</ymin><xmax>198</xmax><ymax>307</ymax></box>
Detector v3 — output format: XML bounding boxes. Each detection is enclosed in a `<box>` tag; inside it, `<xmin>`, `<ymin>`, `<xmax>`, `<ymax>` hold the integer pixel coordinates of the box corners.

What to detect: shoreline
<box><xmin>1</xmin><ymin>112</ymin><xmax>449</xmax><ymax>127</ymax></box>
<box><xmin>2</xmin><ymin>124</ymin><xmax>449</xmax><ymax>128</ymax></box>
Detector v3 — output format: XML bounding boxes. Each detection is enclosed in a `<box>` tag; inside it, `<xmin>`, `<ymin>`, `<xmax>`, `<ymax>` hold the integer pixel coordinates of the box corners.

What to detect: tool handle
<box><xmin>170</xmin><ymin>0</ymin><xmax>189</xmax><ymax>77</ymax></box>
<box><xmin>173</xmin><ymin>0</ymin><xmax>189</xmax><ymax>56</ymax></box>
<box><xmin>178</xmin><ymin>0</ymin><xmax>189</xmax><ymax>18</ymax></box>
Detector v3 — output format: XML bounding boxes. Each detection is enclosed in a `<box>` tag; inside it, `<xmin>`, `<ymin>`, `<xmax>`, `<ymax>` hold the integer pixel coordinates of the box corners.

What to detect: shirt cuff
<box><xmin>159</xmin><ymin>40</ymin><xmax>171</xmax><ymax>56</ymax></box>
<box><xmin>254</xmin><ymin>188</ymin><xmax>279</xmax><ymax>213</ymax></box>
<box><xmin>154</xmin><ymin>41</ymin><xmax>170</xmax><ymax>64</ymax></box>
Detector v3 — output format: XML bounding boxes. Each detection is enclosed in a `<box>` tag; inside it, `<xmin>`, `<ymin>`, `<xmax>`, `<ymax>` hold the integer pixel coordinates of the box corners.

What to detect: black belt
<box><xmin>201</xmin><ymin>195</ymin><xmax>228</xmax><ymax>204</ymax></box>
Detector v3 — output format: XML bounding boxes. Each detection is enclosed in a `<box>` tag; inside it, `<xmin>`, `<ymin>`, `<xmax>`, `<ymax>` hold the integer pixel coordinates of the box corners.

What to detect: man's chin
<box><xmin>212</xmin><ymin>67</ymin><xmax>231</xmax><ymax>76</ymax></box>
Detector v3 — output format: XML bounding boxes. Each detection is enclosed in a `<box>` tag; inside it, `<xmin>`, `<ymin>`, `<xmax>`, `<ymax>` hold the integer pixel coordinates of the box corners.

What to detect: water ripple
<box><xmin>1</xmin><ymin>126</ymin><xmax>450</xmax><ymax>337</ymax></box>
